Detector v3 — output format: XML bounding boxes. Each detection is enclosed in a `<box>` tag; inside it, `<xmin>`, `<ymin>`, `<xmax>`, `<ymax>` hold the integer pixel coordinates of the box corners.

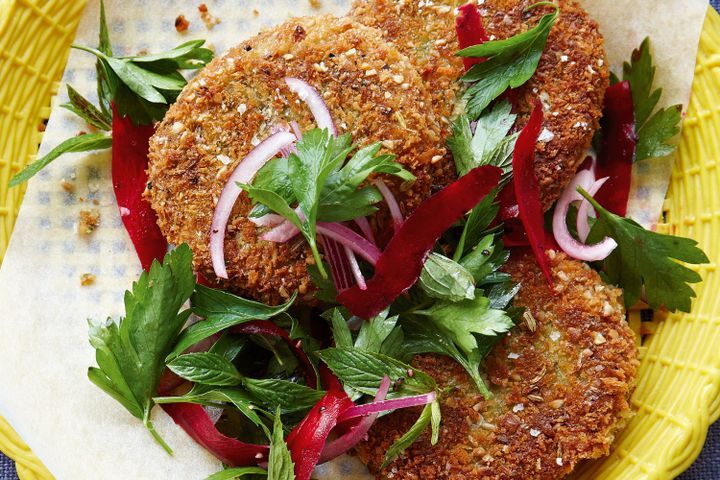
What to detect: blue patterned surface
<box><xmin>1</xmin><ymin>0</ymin><xmax>719</xmax><ymax>479</ymax></box>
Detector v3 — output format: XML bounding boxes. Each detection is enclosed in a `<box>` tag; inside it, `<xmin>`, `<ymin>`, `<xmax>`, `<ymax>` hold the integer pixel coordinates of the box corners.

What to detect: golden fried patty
<box><xmin>351</xmin><ymin>0</ymin><xmax>609</xmax><ymax>207</ymax></box>
<box><xmin>356</xmin><ymin>252</ymin><xmax>638</xmax><ymax>479</ymax></box>
<box><xmin>147</xmin><ymin>16</ymin><xmax>455</xmax><ymax>305</ymax></box>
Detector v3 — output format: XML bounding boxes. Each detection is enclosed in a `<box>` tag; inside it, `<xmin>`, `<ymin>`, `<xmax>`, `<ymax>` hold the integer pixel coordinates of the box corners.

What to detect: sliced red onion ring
<box><xmin>285</xmin><ymin>77</ymin><xmax>336</xmax><ymax>136</ymax></box>
<box><xmin>260</xmin><ymin>207</ymin><xmax>304</xmax><ymax>242</ymax></box>
<box><xmin>577</xmin><ymin>177</ymin><xmax>609</xmax><ymax>243</ymax></box>
<box><xmin>250</xmin><ymin>213</ymin><xmax>286</xmax><ymax>228</ymax></box>
<box><xmin>552</xmin><ymin>170</ymin><xmax>617</xmax><ymax>262</ymax></box>
<box><xmin>318</xmin><ymin>376</ymin><xmax>391</xmax><ymax>463</ymax></box>
<box><xmin>345</xmin><ymin>246</ymin><xmax>367</xmax><ymax>290</ymax></box>
<box><xmin>271</xmin><ymin>123</ymin><xmax>297</xmax><ymax>158</ymax></box>
<box><xmin>261</xmin><ymin>220</ymin><xmax>301</xmax><ymax>242</ymax></box>
<box><xmin>354</xmin><ymin>217</ymin><xmax>377</xmax><ymax>245</ymax></box>
<box><xmin>373</xmin><ymin>179</ymin><xmax>403</xmax><ymax>232</ymax></box>
<box><xmin>320</xmin><ymin>235</ymin><xmax>354</xmax><ymax>291</ymax></box>
<box><xmin>210</xmin><ymin>131</ymin><xmax>296</xmax><ymax>279</ymax></box>
<box><xmin>337</xmin><ymin>391</ymin><xmax>437</xmax><ymax>422</ymax></box>
<box><xmin>290</xmin><ymin>120</ymin><xmax>303</xmax><ymax>140</ymax></box>
<box><xmin>316</xmin><ymin>222</ymin><xmax>381</xmax><ymax>266</ymax></box>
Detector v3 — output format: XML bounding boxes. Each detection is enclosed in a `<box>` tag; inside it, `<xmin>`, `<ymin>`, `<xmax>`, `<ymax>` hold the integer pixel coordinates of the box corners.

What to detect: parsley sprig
<box><xmin>9</xmin><ymin>0</ymin><xmax>213</xmax><ymax>187</ymax></box>
<box><xmin>615</xmin><ymin>38</ymin><xmax>682</xmax><ymax>162</ymax></box>
<box><xmin>457</xmin><ymin>2</ymin><xmax>559</xmax><ymax>119</ymax></box>
<box><xmin>87</xmin><ymin>245</ymin><xmax>196</xmax><ymax>452</ymax></box>
<box><xmin>579</xmin><ymin>187</ymin><xmax>708</xmax><ymax>312</ymax></box>
<box><xmin>242</xmin><ymin>128</ymin><xmax>413</xmax><ymax>278</ymax></box>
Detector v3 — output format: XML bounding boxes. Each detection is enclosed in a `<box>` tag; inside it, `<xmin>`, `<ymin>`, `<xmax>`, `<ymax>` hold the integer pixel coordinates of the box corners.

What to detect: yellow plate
<box><xmin>0</xmin><ymin>1</ymin><xmax>719</xmax><ymax>479</ymax></box>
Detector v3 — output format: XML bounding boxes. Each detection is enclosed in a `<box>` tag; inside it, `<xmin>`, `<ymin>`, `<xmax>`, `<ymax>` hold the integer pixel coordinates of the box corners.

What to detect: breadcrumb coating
<box><xmin>355</xmin><ymin>252</ymin><xmax>639</xmax><ymax>480</ymax></box>
<box><xmin>147</xmin><ymin>16</ymin><xmax>454</xmax><ymax>304</ymax></box>
<box><xmin>351</xmin><ymin>0</ymin><xmax>609</xmax><ymax>207</ymax></box>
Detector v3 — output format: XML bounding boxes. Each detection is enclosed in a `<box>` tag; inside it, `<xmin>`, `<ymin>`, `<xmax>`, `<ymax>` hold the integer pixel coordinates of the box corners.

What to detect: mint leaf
<box><xmin>419</xmin><ymin>253</ymin><xmax>476</xmax><ymax>302</ymax></box>
<box><xmin>169</xmin><ymin>286</ymin><xmax>295</xmax><ymax>359</ymax></box>
<box><xmin>268</xmin><ymin>411</ymin><xmax>295</xmax><ymax>480</ymax></box>
<box><xmin>10</xmin><ymin>133</ymin><xmax>112</xmax><ymax>187</ymax></box>
<box><xmin>317</xmin><ymin>348</ymin><xmax>435</xmax><ymax>397</ymax></box>
<box><xmin>243</xmin><ymin>378</ymin><xmax>325</xmax><ymax>414</ymax></box>
<box><xmin>430</xmin><ymin>400</ymin><xmax>441</xmax><ymax>445</ymax></box>
<box><xmin>61</xmin><ymin>84</ymin><xmax>112</xmax><ymax>130</ymax></box>
<box><xmin>73</xmin><ymin>37</ymin><xmax>212</xmax><ymax>125</ymax></box>
<box><xmin>154</xmin><ymin>388</ymin><xmax>264</xmax><ymax>427</ymax></box>
<box><xmin>96</xmin><ymin>0</ymin><xmax>114</xmax><ymax>118</ymax></box>
<box><xmin>329</xmin><ymin>309</ymin><xmax>353</xmax><ymax>349</ymax></box>
<box><xmin>88</xmin><ymin>245</ymin><xmax>196</xmax><ymax>453</ymax></box>
<box><xmin>458</xmin><ymin>4</ymin><xmax>559</xmax><ymax>118</ymax></box>
<box><xmin>621</xmin><ymin>37</ymin><xmax>682</xmax><ymax>162</ymax></box>
<box><xmin>381</xmin><ymin>402</ymin><xmax>435</xmax><ymax>469</ymax></box>
<box><xmin>206</xmin><ymin>467</ymin><xmax>268</xmax><ymax>480</ymax></box>
<box><xmin>167</xmin><ymin>352</ymin><xmax>243</xmax><ymax>386</ymax></box>
<box><xmin>580</xmin><ymin>188</ymin><xmax>708</xmax><ymax>312</ymax></box>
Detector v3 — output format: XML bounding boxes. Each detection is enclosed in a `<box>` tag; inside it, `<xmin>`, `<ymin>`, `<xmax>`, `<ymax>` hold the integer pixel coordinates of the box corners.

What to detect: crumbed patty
<box><xmin>351</xmin><ymin>0</ymin><xmax>609</xmax><ymax>207</ymax></box>
<box><xmin>147</xmin><ymin>16</ymin><xmax>455</xmax><ymax>305</ymax></box>
<box><xmin>355</xmin><ymin>252</ymin><xmax>638</xmax><ymax>479</ymax></box>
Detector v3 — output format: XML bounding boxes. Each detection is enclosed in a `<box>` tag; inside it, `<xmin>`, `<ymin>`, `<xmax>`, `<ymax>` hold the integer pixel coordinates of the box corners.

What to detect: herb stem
<box><xmin>308</xmin><ymin>238</ymin><xmax>328</xmax><ymax>279</ymax></box>
<box><xmin>144</xmin><ymin>417</ymin><xmax>173</xmax><ymax>454</ymax></box>
<box><xmin>453</xmin><ymin>225</ymin><xmax>469</xmax><ymax>262</ymax></box>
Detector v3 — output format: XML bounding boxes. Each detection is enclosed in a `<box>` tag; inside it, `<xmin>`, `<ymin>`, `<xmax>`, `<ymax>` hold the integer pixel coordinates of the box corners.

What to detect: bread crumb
<box><xmin>80</xmin><ymin>273</ymin><xmax>96</xmax><ymax>286</ymax></box>
<box><xmin>174</xmin><ymin>14</ymin><xmax>190</xmax><ymax>32</ymax></box>
<box><xmin>309</xmin><ymin>0</ymin><xmax>321</xmax><ymax>7</ymax></box>
<box><xmin>198</xmin><ymin>3</ymin><xmax>220</xmax><ymax>29</ymax></box>
<box><xmin>78</xmin><ymin>209</ymin><xmax>100</xmax><ymax>236</ymax></box>
<box><xmin>252</xmin><ymin>8</ymin><xmax>259</xmax><ymax>16</ymax></box>
<box><xmin>60</xmin><ymin>179</ymin><xmax>75</xmax><ymax>193</ymax></box>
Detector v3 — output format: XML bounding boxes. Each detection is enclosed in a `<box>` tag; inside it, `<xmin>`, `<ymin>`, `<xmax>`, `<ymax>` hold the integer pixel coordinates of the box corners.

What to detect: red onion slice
<box><xmin>320</xmin><ymin>235</ymin><xmax>354</xmax><ymax>292</ymax></box>
<box><xmin>261</xmin><ymin>220</ymin><xmax>301</xmax><ymax>242</ymax></box>
<box><xmin>552</xmin><ymin>170</ymin><xmax>617</xmax><ymax>262</ymax></box>
<box><xmin>373</xmin><ymin>179</ymin><xmax>404</xmax><ymax>232</ymax></box>
<box><xmin>318</xmin><ymin>376</ymin><xmax>391</xmax><ymax>463</ymax></box>
<box><xmin>337</xmin><ymin>391</ymin><xmax>437</xmax><ymax>422</ymax></box>
<box><xmin>345</xmin><ymin>246</ymin><xmax>367</xmax><ymax>290</ymax></box>
<box><xmin>250</xmin><ymin>213</ymin><xmax>286</xmax><ymax>228</ymax></box>
<box><xmin>354</xmin><ymin>217</ymin><xmax>377</xmax><ymax>245</ymax></box>
<box><xmin>271</xmin><ymin>123</ymin><xmax>297</xmax><ymax>158</ymax></box>
<box><xmin>317</xmin><ymin>222</ymin><xmax>381</xmax><ymax>266</ymax></box>
<box><xmin>285</xmin><ymin>77</ymin><xmax>337</xmax><ymax>136</ymax></box>
<box><xmin>210</xmin><ymin>131</ymin><xmax>296</xmax><ymax>279</ymax></box>
<box><xmin>290</xmin><ymin>120</ymin><xmax>303</xmax><ymax>140</ymax></box>
<box><xmin>577</xmin><ymin>177</ymin><xmax>609</xmax><ymax>243</ymax></box>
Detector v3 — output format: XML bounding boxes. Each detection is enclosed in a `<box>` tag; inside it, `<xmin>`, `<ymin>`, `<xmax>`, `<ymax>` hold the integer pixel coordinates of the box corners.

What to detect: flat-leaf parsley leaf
<box><xmin>87</xmin><ymin>244</ymin><xmax>196</xmax><ymax>453</ymax></box>
<box><xmin>580</xmin><ymin>187</ymin><xmax>708</xmax><ymax>312</ymax></box>
<box><xmin>457</xmin><ymin>3</ymin><xmax>559</xmax><ymax>119</ymax></box>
